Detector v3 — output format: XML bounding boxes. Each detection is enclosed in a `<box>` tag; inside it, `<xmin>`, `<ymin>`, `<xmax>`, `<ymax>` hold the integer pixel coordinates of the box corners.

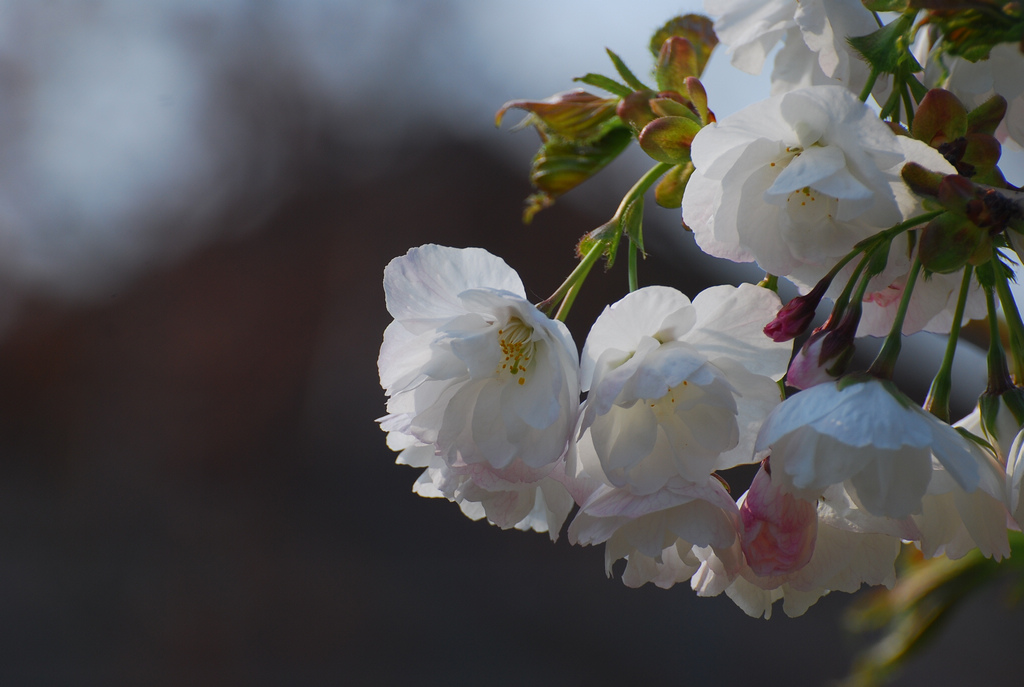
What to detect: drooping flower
<box><xmin>1005</xmin><ymin>428</ymin><xmax>1024</xmax><ymax>528</ymax></box>
<box><xmin>704</xmin><ymin>0</ymin><xmax>877</xmax><ymax>95</ymax></box>
<box><xmin>389</xmin><ymin>431</ymin><xmax>576</xmax><ymax>540</ymax></box>
<box><xmin>691</xmin><ymin>478</ymin><xmax>916</xmax><ymax>619</ymax></box>
<box><xmin>379</xmin><ymin>244</ymin><xmax>580</xmax><ymax>471</ymax></box>
<box><xmin>567</xmin><ymin>475</ymin><xmax>741</xmax><ymax>588</ymax></box>
<box><xmin>738</xmin><ymin>461</ymin><xmax>817</xmax><ymax>576</ymax></box>
<box><xmin>755</xmin><ymin>376</ymin><xmax>981</xmax><ymax>520</ymax></box>
<box><xmin>682</xmin><ymin>86</ymin><xmax>954</xmax><ymax>290</ymax></box>
<box><xmin>574</xmin><ymin>283</ymin><xmax>790</xmax><ymax>493</ymax></box>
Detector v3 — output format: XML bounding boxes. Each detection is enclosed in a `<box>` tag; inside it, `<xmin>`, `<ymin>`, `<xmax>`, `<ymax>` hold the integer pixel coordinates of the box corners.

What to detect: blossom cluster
<box><xmin>378</xmin><ymin>3</ymin><xmax>1024</xmax><ymax>619</ymax></box>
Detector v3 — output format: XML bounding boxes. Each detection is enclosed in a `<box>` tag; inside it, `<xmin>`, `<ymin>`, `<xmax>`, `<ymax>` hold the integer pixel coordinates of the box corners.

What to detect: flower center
<box><xmin>497</xmin><ymin>317</ymin><xmax>535</xmax><ymax>385</ymax></box>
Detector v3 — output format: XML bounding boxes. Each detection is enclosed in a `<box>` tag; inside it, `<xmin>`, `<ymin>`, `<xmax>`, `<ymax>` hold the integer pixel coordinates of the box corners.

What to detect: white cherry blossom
<box><xmin>705</xmin><ymin>0</ymin><xmax>877</xmax><ymax>95</ymax></box>
<box><xmin>379</xmin><ymin>244</ymin><xmax>580</xmax><ymax>470</ymax></box>
<box><xmin>683</xmin><ymin>86</ymin><xmax>953</xmax><ymax>289</ymax></box>
<box><xmin>567</xmin><ymin>475</ymin><xmax>741</xmax><ymax>588</ymax></box>
<box><xmin>691</xmin><ymin>478</ymin><xmax>915</xmax><ymax>618</ymax></box>
<box><xmin>575</xmin><ymin>284</ymin><xmax>790</xmax><ymax>493</ymax></box>
<box><xmin>390</xmin><ymin>431</ymin><xmax>576</xmax><ymax>540</ymax></box>
<box><xmin>755</xmin><ymin>377</ymin><xmax>981</xmax><ymax>520</ymax></box>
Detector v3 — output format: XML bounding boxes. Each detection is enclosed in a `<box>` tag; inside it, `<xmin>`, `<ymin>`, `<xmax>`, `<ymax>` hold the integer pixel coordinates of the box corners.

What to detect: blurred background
<box><xmin>0</xmin><ymin>1</ymin><xmax>1020</xmax><ymax>684</ymax></box>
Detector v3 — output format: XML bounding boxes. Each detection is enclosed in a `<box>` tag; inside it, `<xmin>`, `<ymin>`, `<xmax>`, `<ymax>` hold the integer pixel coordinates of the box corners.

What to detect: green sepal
<box><xmin>576</xmin><ymin>218</ymin><xmax>621</xmax><ymax>269</ymax></box>
<box><xmin>649</xmin><ymin>96</ymin><xmax>697</xmax><ymax>118</ymax></box>
<box><xmin>954</xmin><ymin>426</ymin><xmax>996</xmax><ymax>456</ymax></box>
<box><xmin>967</xmin><ymin>95</ymin><xmax>1008</xmax><ymax>136</ymax></box>
<box><xmin>866</xmin><ymin>237</ymin><xmax>893</xmax><ymax>277</ymax></box>
<box><xmin>975</xmin><ymin>259</ymin><xmax>997</xmax><ymax>288</ymax></box>
<box><xmin>656</xmin><ymin>163</ymin><xmax>694</xmax><ymax>209</ymax></box>
<box><xmin>605</xmin><ymin>48</ymin><xmax>650</xmax><ymax>92</ymax></box>
<box><xmin>901</xmin><ymin>162</ymin><xmax>945</xmax><ymax>197</ymax></box>
<box><xmin>685</xmin><ymin>77</ymin><xmax>714</xmax><ymax>124</ymax></box>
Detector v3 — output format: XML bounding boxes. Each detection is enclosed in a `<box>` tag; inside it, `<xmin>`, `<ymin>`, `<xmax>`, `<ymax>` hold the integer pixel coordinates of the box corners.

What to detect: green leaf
<box><xmin>848</xmin><ymin>13</ymin><xmax>920</xmax><ymax>74</ymax></box>
<box><xmin>573</xmin><ymin>73</ymin><xmax>633</xmax><ymax>98</ymax></box>
<box><xmin>862</xmin><ymin>0</ymin><xmax>911</xmax><ymax>9</ymax></box>
<box><xmin>605</xmin><ymin>48</ymin><xmax>650</xmax><ymax>91</ymax></box>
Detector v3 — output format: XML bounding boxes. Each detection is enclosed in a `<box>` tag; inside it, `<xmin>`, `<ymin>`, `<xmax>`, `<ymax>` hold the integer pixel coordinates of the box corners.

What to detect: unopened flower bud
<box><xmin>763</xmin><ymin>281</ymin><xmax>828</xmax><ymax>342</ymax></box>
<box><xmin>638</xmin><ymin>115</ymin><xmax>701</xmax><ymax>165</ymax></box>
<box><xmin>919</xmin><ymin>211</ymin><xmax>987</xmax><ymax>274</ymax></box>
<box><xmin>648</xmin><ymin>14</ymin><xmax>717</xmax><ymax>77</ymax></box>
<box><xmin>496</xmin><ymin>90</ymin><xmax>618</xmax><ymax>142</ymax></box>
<box><xmin>655</xmin><ymin>36</ymin><xmax>701</xmax><ymax>93</ymax></box>
<box><xmin>739</xmin><ymin>461</ymin><xmax>817</xmax><ymax>577</ymax></box>
<box><xmin>967</xmin><ymin>95</ymin><xmax>1007</xmax><ymax>137</ymax></box>
<box><xmin>913</xmin><ymin>89</ymin><xmax>968</xmax><ymax>147</ymax></box>
<box><xmin>901</xmin><ymin>162</ymin><xmax>945</xmax><ymax>198</ymax></box>
<box><xmin>786</xmin><ymin>309</ymin><xmax>858</xmax><ymax>390</ymax></box>
<box><xmin>617</xmin><ymin>90</ymin><xmax>659</xmax><ymax>132</ymax></box>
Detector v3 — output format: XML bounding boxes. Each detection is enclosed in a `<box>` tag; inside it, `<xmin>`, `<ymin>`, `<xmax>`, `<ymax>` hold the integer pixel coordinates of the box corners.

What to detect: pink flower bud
<box><xmin>739</xmin><ymin>462</ymin><xmax>817</xmax><ymax>577</ymax></box>
<box><xmin>786</xmin><ymin>331</ymin><xmax>835</xmax><ymax>390</ymax></box>
<box><xmin>763</xmin><ymin>281</ymin><xmax>828</xmax><ymax>342</ymax></box>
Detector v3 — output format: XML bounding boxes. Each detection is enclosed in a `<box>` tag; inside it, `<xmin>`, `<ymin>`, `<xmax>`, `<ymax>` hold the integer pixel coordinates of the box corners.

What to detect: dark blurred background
<box><xmin>0</xmin><ymin>2</ymin><xmax>1019</xmax><ymax>685</ymax></box>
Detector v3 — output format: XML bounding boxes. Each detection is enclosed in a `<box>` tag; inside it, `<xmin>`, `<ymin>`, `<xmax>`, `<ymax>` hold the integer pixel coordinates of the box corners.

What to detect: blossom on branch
<box><xmin>755</xmin><ymin>377</ymin><xmax>981</xmax><ymax>520</ymax></box>
<box><xmin>379</xmin><ymin>244</ymin><xmax>580</xmax><ymax>471</ymax></box>
<box><xmin>574</xmin><ymin>284</ymin><xmax>790</xmax><ymax>492</ymax></box>
<box><xmin>682</xmin><ymin>85</ymin><xmax>950</xmax><ymax>289</ymax></box>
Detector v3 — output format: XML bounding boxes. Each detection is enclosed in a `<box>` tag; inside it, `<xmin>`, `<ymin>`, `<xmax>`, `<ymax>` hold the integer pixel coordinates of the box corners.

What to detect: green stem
<box><xmin>901</xmin><ymin>83</ymin><xmax>916</xmax><ymax>128</ymax></box>
<box><xmin>868</xmin><ymin>257</ymin><xmax>923</xmax><ymax>379</ymax></box>
<box><xmin>538</xmin><ymin>240</ymin><xmax>604</xmax><ymax>319</ymax></box>
<box><xmin>879</xmin><ymin>84</ymin><xmax>903</xmax><ymax>121</ymax></box>
<box><xmin>614</xmin><ymin>162</ymin><xmax>672</xmax><ymax>219</ymax></box>
<box><xmin>758</xmin><ymin>273</ymin><xmax>779</xmax><ymax>292</ymax></box>
<box><xmin>984</xmin><ymin>281</ymin><xmax>1013</xmax><ymax>395</ymax></box>
<box><xmin>554</xmin><ymin>278</ymin><xmax>585</xmax><ymax>323</ymax></box>
<box><xmin>539</xmin><ymin>162</ymin><xmax>671</xmax><ymax>320</ymax></box>
<box><xmin>859</xmin><ymin>68</ymin><xmax>880</xmax><ymax>103</ymax></box>
<box><xmin>994</xmin><ymin>270</ymin><xmax>1024</xmax><ymax>382</ymax></box>
<box><xmin>628</xmin><ymin>239</ymin><xmax>639</xmax><ymax>293</ymax></box>
<box><xmin>924</xmin><ymin>266</ymin><xmax>973</xmax><ymax>421</ymax></box>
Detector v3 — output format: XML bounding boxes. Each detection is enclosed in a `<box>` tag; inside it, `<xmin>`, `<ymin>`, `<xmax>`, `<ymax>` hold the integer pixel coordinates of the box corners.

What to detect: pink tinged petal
<box><xmin>786</xmin><ymin>334</ymin><xmax>836</xmax><ymax>390</ymax></box>
<box><xmin>383</xmin><ymin>244</ymin><xmax>525</xmax><ymax>322</ymax></box>
<box><xmin>739</xmin><ymin>467</ymin><xmax>817</xmax><ymax>576</ymax></box>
